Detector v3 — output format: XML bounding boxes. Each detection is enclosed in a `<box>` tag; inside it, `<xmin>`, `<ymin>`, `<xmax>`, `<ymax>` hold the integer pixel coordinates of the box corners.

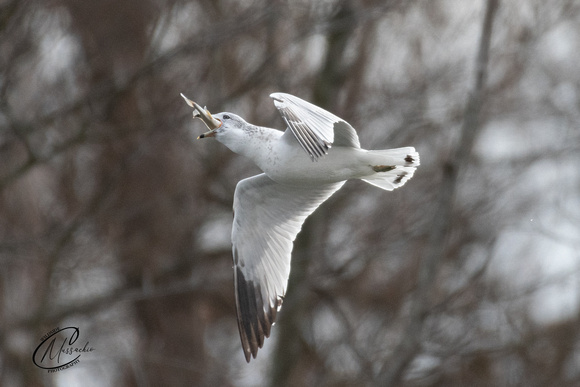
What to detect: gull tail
<box><xmin>362</xmin><ymin>147</ymin><xmax>420</xmax><ymax>191</ymax></box>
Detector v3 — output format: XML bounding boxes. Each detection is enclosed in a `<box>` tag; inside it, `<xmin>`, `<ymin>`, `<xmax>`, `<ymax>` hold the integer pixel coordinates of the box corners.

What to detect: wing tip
<box><xmin>269</xmin><ymin>92</ymin><xmax>284</xmax><ymax>103</ymax></box>
<box><xmin>234</xmin><ymin>265</ymin><xmax>283</xmax><ymax>363</ymax></box>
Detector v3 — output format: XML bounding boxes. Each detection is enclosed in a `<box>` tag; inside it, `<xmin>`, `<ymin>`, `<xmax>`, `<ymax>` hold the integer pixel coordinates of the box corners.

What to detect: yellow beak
<box><xmin>180</xmin><ymin>93</ymin><xmax>222</xmax><ymax>138</ymax></box>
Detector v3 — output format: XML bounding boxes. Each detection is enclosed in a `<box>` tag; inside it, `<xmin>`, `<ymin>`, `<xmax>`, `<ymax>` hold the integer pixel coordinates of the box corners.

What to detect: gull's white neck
<box><xmin>219</xmin><ymin>125</ymin><xmax>283</xmax><ymax>168</ymax></box>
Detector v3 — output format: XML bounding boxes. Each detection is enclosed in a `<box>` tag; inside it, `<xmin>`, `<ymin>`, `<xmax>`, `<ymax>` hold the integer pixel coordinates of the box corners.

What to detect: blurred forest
<box><xmin>1</xmin><ymin>0</ymin><xmax>580</xmax><ymax>386</ymax></box>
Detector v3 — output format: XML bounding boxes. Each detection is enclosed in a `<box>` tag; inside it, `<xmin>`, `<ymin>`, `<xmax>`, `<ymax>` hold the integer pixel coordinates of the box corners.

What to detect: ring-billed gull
<box><xmin>181</xmin><ymin>92</ymin><xmax>420</xmax><ymax>362</ymax></box>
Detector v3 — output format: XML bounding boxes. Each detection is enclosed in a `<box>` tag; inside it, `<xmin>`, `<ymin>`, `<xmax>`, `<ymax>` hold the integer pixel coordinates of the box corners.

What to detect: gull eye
<box><xmin>223</xmin><ymin>114</ymin><xmax>231</xmax><ymax>120</ymax></box>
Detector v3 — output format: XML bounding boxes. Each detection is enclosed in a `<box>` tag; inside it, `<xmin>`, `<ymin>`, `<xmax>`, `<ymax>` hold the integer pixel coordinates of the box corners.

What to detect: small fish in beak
<box><xmin>180</xmin><ymin>93</ymin><xmax>222</xmax><ymax>138</ymax></box>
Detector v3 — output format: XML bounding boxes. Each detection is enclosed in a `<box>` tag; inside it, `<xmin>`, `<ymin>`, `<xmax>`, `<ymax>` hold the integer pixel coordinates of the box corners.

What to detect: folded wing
<box><xmin>270</xmin><ymin>93</ymin><xmax>360</xmax><ymax>161</ymax></box>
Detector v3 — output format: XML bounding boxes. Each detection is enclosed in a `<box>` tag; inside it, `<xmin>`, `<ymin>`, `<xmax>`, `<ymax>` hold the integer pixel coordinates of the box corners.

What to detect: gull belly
<box><xmin>261</xmin><ymin>137</ymin><xmax>371</xmax><ymax>186</ymax></box>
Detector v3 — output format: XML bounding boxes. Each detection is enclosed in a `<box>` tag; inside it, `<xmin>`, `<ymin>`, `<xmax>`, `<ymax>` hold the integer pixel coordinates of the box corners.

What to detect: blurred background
<box><xmin>1</xmin><ymin>0</ymin><xmax>579</xmax><ymax>386</ymax></box>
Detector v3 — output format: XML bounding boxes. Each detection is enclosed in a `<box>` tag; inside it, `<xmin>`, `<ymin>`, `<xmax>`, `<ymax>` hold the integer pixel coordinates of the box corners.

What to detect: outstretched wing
<box><xmin>232</xmin><ymin>173</ymin><xmax>345</xmax><ymax>362</ymax></box>
<box><xmin>270</xmin><ymin>92</ymin><xmax>360</xmax><ymax>161</ymax></box>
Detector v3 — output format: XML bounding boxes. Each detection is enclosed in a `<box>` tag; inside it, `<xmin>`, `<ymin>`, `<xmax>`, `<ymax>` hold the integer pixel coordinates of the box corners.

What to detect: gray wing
<box><xmin>270</xmin><ymin>92</ymin><xmax>361</xmax><ymax>161</ymax></box>
<box><xmin>232</xmin><ymin>173</ymin><xmax>345</xmax><ymax>362</ymax></box>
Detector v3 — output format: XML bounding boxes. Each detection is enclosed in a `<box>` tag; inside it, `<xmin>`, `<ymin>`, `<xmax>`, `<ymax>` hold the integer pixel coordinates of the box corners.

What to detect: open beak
<box><xmin>180</xmin><ymin>93</ymin><xmax>222</xmax><ymax>139</ymax></box>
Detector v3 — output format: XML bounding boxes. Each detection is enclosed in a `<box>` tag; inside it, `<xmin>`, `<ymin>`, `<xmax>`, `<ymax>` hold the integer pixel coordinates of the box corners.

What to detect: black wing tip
<box><xmin>270</xmin><ymin>94</ymin><xmax>284</xmax><ymax>103</ymax></box>
<box><xmin>235</xmin><ymin>266</ymin><xmax>283</xmax><ymax>363</ymax></box>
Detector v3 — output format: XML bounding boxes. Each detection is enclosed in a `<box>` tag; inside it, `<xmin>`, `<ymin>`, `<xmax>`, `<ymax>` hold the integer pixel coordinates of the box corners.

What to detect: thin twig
<box><xmin>377</xmin><ymin>0</ymin><xmax>500</xmax><ymax>384</ymax></box>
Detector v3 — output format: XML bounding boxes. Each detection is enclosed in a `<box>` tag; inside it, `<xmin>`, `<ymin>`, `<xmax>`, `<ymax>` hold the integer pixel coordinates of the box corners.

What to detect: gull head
<box><xmin>202</xmin><ymin>112</ymin><xmax>252</xmax><ymax>144</ymax></box>
<box><xmin>197</xmin><ymin>112</ymin><xmax>258</xmax><ymax>158</ymax></box>
<box><xmin>181</xmin><ymin>93</ymin><xmax>248</xmax><ymax>140</ymax></box>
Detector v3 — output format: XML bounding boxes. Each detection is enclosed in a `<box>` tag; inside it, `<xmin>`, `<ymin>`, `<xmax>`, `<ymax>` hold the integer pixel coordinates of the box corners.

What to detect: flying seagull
<box><xmin>181</xmin><ymin>92</ymin><xmax>419</xmax><ymax>362</ymax></box>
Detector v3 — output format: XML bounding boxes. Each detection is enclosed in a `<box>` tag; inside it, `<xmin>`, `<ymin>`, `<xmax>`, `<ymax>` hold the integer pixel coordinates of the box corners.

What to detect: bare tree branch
<box><xmin>377</xmin><ymin>0</ymin><xmax>500</xmax><ymax>384</ymax></box>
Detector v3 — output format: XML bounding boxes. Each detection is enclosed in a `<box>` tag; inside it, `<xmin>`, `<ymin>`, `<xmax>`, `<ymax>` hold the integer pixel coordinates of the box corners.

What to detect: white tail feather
<box><xmin>361</xmin><ymin>147</ymin><xmax>420</xmax><ymax>191</ymax></box>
